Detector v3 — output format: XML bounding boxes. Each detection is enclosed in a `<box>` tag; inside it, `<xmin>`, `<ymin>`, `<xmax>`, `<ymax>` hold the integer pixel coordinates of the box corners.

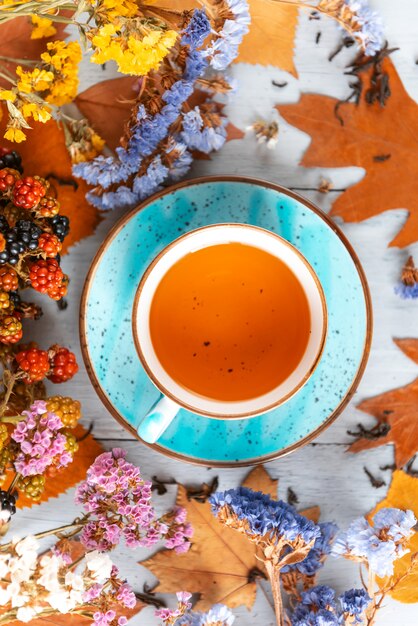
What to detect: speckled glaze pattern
<box><xmin>81</xmin><ymin>178</ymin><xmax>371</xmax><ymax>466</ymax></box>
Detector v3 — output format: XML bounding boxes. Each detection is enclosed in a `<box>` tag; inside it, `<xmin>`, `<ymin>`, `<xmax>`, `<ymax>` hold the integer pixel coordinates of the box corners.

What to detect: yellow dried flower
<box><xmin>0</xmin><ymin>90</ymin><xmax>16</xmax><ymax>102</ymax></box>
<box><xmin>16</xmin><ymin>66</ymin><xmax>54</xmax><ymax>94</ymax></box>
<box><xmin>31</xmin><ymin>15</ymin><xmax>57</xmax><ymax>39</ymax></box>
<box><xmin>91</xmin><ymin>26</ymin><xmax>177</xmax><ymax>76</ymax></box>
<box><xmin>41</xmin><ymin>40</ymin><xmax>82</xmax><ymax>105</ymax></box>
<box><xmin>4</xmin><ymin>127</ymin><xmax>26</xmax><ymax>143</ymax></box>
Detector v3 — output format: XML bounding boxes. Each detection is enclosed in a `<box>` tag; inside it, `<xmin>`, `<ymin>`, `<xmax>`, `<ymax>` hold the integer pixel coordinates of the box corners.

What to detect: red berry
<box><xmin>15</xmin><ymin>347</ymin><xmax>50</xmax><ymax>383</ymax></box>
<box><xmin>36</xmin><ymin>196</ymin><xmax>60</xmax><ymax>218</ymax></box>
<box><xmin>0</xmin><ymin>267</ymin><xmax>18</xmax><ymax>292</ymax></box>
<box><xmin>29</xmin><ymin>258</ymin><xmax>68</xmax><ymax>299</ymax></box>
<box><xmin>0</xmin><ymin>168</ymin><xmax>20</xmax><ymax>193</ymax></box>
<box><xmin>38</xmin><ymin>233</ymin><xmax>62</xmax><ymax>258</ymax></box>
<box><xmin>48</xmin><ymin>345</ymin><xmax>78</xmax><ymax>383</ymax></box>
<box><xmin>12</xmin><ymin>176</ymin><xmax>46</xmax><ymax>210</ymax></box>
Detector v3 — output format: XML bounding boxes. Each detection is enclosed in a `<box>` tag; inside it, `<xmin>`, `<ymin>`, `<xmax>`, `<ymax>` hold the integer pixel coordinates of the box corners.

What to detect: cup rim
<box><xmin>132</xmin><ymin>223</ymin><xmax>328</xmax><ymax>419</ymax></box>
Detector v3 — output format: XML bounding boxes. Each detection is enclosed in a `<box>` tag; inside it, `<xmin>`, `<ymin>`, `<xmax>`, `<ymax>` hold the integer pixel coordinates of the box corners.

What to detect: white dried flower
<box><xmin>85</xmin><ymin>551</ymin><xmax>113</xmax><ymax>582</ymax></box>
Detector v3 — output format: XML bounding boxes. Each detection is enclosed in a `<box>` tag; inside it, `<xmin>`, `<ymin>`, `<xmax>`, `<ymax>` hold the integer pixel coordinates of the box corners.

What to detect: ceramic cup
<box><xmin>132</xmin><ymin>223</ymin><xmax>327</xmax><ymax>443</ymax></box>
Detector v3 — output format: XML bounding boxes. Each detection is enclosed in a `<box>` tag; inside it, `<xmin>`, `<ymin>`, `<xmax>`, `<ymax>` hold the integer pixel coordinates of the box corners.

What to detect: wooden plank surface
<box><xmin>19</xmin><ymin>2</ymin><xmax>418</xmax><ymax>624</ymax></box>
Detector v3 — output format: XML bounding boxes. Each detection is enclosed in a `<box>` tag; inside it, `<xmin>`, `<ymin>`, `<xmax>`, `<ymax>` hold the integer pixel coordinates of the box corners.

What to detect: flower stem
<box><xmin>265</xmin><ymin>561</ymin><xmax>284</xmax><ymax>626</ymax></box>
<box><xmin>0</xmin><ymin>517</ymin><xmax>88</xmax><ymax>550</ymax></box>
<box><xmin>7</xmin><ymin>473</ymin><xmax>20</xmax><ymax>495</ymax></box>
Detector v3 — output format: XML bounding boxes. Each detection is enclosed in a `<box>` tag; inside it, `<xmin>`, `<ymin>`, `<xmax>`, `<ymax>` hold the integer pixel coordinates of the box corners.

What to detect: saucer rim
<box><xmin>79</xmin><ymin>175</ymin><xmax>373</xmax><ymax>467</ymax></box>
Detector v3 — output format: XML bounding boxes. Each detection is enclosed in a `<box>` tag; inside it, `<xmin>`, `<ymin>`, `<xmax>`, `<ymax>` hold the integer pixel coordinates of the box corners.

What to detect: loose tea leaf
<box><xmin>277</xmin><ymin>59</ymin><xmax>418</xmax><ymax>247</ymax></box>
<box><xmin>349</xmin><ymin>339</ymin><xmax>418</xmax><ymax>467</ymax></box>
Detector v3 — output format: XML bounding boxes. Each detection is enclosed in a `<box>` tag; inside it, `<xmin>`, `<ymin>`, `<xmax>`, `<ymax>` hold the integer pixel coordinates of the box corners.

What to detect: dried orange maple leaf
<box><xmin>278</xmin><ymin>59</ymin><xmax>418</xmax><ymax>247</ymax></box>
<box><xmin>0</xmin><ymin>114</ymin><xmax>102</xmax><ymax>254</ymax></box>
<box><xmin>141</xmin><ymin>466</ymin><xmax>319</xmax><ymax>611</ymax></box>
<box><xmin>349</xmin><ymin>338</ymin><xmax>418</xmax><ymax>467</ymax></box>
<box><xmin>13</xmin><ymin>541</ymin><xmax>145</xmax><ymax>625</ymax></box>
<box><xmin>11</xmin><ymin>424</ymin><xmax>103</xmax><ymax>509</ymax></box>
<box><xmin>235</xmin><ymin>0</ymin><xmax>299</xmax><ymax>75</ymax></box>
<box><xmin>75</xmin><ymin>77</ymin><xmax>138</xmax><ymax>151</ymax></box>
<box><xmin>369</xmin><ymin>470</ymin><xmax>418</xmax><ymax>603</ymax></box>
<box><xmin>75</xmin><ymin>80</ymin><xmax>244</xmax><ymax>156</ymax></box>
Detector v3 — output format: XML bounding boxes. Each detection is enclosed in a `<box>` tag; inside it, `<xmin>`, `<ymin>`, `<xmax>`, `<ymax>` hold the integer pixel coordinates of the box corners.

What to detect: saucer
<box><xmin>80</xmin><ymin>176</ymin><xmax>372</xmax><ymax>467</ymax></box>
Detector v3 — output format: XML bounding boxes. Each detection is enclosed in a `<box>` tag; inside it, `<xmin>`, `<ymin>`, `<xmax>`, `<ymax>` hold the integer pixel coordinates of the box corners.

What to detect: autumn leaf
<box><xmin>0</xmin><ymin>114</ymin><xmax>102</xmax><ymax>254</ymax></box>
<box><xmin>0</xmin><ymin>17</ymin><xmax>67</xmax><ymax>87</ymax></box>
<box><xmin>278</xmin><ymin>59</ymin><xmax>418</xmax><ymax>247</ymax></box>
<box><xmin>370</xmin><ymin>470</ymin><xmax>418</xmax><ymax>603</ymax></box>
<box><xmin>235</xmin><ymin>0</ymin><xmax>299</xmax><ymax>75</ymax></box>
<box><xmin>75</xmin><ymin>77</ymin><xmax>138</xmax><ymax>151</ymax></box>
<box><xmin>349</xmin><ymin>338</ymin><xmax>418</xmax><ymax>467</ymax></box>
<box><xmin>13</xmin><ymin>424</ymin><xmax>103</xmax><ymax>509</ymax></box>
<box><xmin>141</xmin><ymin>466</ymin><xmax>319</xmax><ymax>611</ymax></box>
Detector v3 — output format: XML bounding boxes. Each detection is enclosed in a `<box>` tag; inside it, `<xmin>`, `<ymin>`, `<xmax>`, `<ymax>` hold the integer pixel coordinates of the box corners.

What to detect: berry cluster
<box><xmin>0</xmin><ymin>149</ymin><xmax>70</xmax><ymax>343</ymax></box>
<box><xmin>14</xmin><ymin>344</ymin><xmax>79</xmax><ymax>384</ymax></box>
<box><xmin>0</xmin><ymin>150</ymin><xmax>83</xmax><ymax>521</ymax></box>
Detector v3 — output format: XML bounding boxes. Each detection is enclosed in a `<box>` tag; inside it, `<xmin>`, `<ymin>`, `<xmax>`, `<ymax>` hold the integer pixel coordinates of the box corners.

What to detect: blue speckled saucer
<box><xmin>80</xmin><ymin>177</ymin><xmax>372</xmax><ymax>466</ymax></box>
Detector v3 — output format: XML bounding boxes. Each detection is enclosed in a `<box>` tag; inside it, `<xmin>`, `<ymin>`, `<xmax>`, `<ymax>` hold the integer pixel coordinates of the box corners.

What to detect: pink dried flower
<box><xmin>75</xmin><ymin>449</ymin><xmax>192</xmax><ymax>553</ymax></box>
<box><xmin>11</xmin><ymin>400</ymin><xmax>73</xmax><ymax>476</ymax></box>
<box><xmin>116</xmin><ymin>582</ymin><xmax>136</xmax><ymax>608</ymax></box>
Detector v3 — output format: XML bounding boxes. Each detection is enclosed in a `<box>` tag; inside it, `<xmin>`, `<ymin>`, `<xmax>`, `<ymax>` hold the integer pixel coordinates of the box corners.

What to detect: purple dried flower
<box><xmin>11</xmin><ymin>400</ymin><xmax>72</xmax><ymax>477</ymax></box>
<box><xmin>76</xmin><ymin>449</ymin><xmax>192</xmax><ymax>553</ymax></box>
<box><xmin>332</xmin><ymin>507</ymin><xmax>416</xmax><ymax>576</ymax></box>
<box><xmin>210</xmin><ymin>487</ymin><xmax>320</xmax><ymax>546</ymax></box>
<box><xmin>116</xmin><ymin>583</ymin><xmax>136</xmax><ymax>609</ymax></box>
<box><xmin>340</xmin><ymin>588</ymin><xmax>371</xmax><ymax>623</ymax></box>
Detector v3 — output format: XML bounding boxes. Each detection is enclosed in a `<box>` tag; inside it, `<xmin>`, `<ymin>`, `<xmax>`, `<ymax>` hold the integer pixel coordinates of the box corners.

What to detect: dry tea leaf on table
<box><xmin>0</xmin><ymin>115</ymin><xmax>102</xmax><ymax>254</ymax></box>
<box><xmin>14</xmin><ymin>424</ymin><xmax>103</xmax><ymax>509</ymax></box>
<box><xmin>141</xmin><ymin>465</ymin><xmax>319</xmax><ymax>610</ymax></box>
<box><xmin>349</xmin><ymin>339</ymin><xmax>418</xmax><ymax>467</ymax></box>
<box><xmin>370</xmin><ymin>470</ymin><xmax>418</xmax><ymax>603</ymax></box>
<box><xmin>278</xmin><ymin>59</ymin><xmax>418</xmax><ymax>247</ymax></box>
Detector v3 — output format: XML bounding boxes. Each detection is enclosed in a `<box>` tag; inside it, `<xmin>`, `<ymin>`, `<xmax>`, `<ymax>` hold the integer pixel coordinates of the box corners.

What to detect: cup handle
<box><xmin>137</xmin><ymin>395</ymin><xmax>180</xmax><ymax>443</ymax></box>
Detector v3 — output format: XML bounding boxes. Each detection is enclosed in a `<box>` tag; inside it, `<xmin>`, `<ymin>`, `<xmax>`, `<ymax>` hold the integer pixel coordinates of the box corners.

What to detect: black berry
<box><xmin>49</xmin><ymin>215</ymin><xmax>70</xmax><ymax>242</ymax></box>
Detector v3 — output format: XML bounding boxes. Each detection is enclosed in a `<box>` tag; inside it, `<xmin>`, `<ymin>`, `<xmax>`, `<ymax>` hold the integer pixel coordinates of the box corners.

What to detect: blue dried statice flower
<box><xmin>181</xmin><ymin>108</ymin><xmax>227</xmax><ymax>153</ymax></box>
<box><xmin>177</xmin><ymin>604</ymin><xmax>235</xmax><ymax>626</ymax></box>
<box><xmin>394</xmin><ymin>282</ymin><xmax>418</xmax><ymax>299</ymax></box>
<box><xmin>74</xmin><ymin>9</ymin><xmax>210</xmax><ymax>208</ymax></box>
<box><xmin>209</xmin><ymin>487</ymin><xmax>320</xmax><ymax>546</ymax></box>
<box><xmin>345</xmin><ymin>0</ymin><xmax>384</xmax><ymax>56</ymax></box>
<box><xmin>205</xmin><ymin>0</ymin><xmax>250</xmax><ymax>70</ymax></box>
<box><xmin>340</xmin><ymin>588</ymin><xmax>371</xmax><ymax>623</ymax></box>
<box><xmin>181</xmin><ymin>8</ymin><xmax>211</xmax><ymax>48</ymax></box>
<box><xmin>332</xmin><ymin>507</ymin><xmax>416</xmax><ymax>576</ymax></box>
<box><xmin>290</xmin><ymin>585</ymin><xmax>340</xmax><ymax>626</ymax></box>
<box><xmin>282</xmin><ymin>522</ymin><xmax>338</xmax><ymax>577</ymax></box>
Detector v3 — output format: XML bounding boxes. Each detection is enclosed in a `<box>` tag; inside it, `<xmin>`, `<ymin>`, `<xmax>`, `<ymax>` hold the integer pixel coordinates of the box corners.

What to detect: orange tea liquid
<box><xmin>149</xmin><ymin>242</ymin><xmax>311</xmax><ymax>402</ymax></box>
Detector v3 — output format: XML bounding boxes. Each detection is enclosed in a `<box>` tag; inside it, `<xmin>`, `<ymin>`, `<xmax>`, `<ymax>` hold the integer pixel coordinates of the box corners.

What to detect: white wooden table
<box><xmin>20</xmin><ymin>2</ymin><xmax>418</xmax><ymax>624</ymax></box>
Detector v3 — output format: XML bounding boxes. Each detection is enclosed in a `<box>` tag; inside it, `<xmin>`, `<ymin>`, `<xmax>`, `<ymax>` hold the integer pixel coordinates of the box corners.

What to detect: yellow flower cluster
<box><xmin>92</xmin><ymin>0</ymin><xmax>138</xmax><ymax>23</ymax></box>
<box><xmin>0</xmin><ymin>40</ymin><xmax>81</xmax><ymax>142</ymax></box>
<box><xmin>40</xmin><ymin>40</ymin><xmax>82</xmax><ymax>105</ymax></box>
<box><xmin>30</xmin><ymin>15</ymin><xmax>57</xmax><ymax>39</ymax></box>
<box><xmin>91</xmin><ymin>25</ymin><xmax>177</xmax><ymax>76</ymax></box>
